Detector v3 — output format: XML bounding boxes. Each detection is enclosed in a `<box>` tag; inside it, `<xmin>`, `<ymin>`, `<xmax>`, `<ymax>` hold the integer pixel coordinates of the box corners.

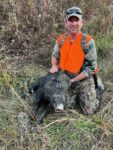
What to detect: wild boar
<box><xmin>29</xmin><ymin>71</ymin><xmax>71</xmax><ymax>123</ymax></box>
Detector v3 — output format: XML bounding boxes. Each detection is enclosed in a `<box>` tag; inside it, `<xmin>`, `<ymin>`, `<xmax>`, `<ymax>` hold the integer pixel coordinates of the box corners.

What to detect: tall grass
<box><xmin>0</xmin><ymin>0</ymin><xmax>113</xmax><ymax>149</ymax></box>
<box><xmin>0</xmin><ymin>57</ymin><xmax>113</xmax><ymax>150</ymax></box>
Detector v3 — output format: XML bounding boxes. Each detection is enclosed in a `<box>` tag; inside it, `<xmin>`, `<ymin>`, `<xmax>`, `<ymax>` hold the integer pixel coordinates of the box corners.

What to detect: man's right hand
<box><xmin>50</xmin><ymin>66</ymin><xmax>58</xmax><ymax>73</ymax></box>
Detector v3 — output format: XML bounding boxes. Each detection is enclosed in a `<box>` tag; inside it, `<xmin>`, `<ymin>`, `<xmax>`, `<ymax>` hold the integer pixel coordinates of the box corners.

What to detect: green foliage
<box><xmin>95</xmin><ymin>35</ymin><xmax>113</xmax><ymax>58</ymax></box>
<box><xmin>44</xmin><ymin>119</ymin><xmax>108</xmax><ymax>150</ymax></box>
<box><xmin>0</xmin><ymin>60</ymin><xmax>113</xmax><ymax>150</ymax></box>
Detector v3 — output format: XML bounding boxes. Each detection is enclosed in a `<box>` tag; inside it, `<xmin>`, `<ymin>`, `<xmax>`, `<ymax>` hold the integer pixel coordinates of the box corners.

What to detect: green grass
<box><xmin>0</xmin><ymin>56</ymin><xmax>113</xmax><ymax>150</ymax></box>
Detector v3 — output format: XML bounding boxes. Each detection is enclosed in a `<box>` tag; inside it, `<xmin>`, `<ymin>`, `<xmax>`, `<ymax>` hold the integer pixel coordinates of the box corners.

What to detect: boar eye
<box><xmin>56</xmin><ymin>83</ymin><xmax>62</xmax><ymax>88</ymax></box>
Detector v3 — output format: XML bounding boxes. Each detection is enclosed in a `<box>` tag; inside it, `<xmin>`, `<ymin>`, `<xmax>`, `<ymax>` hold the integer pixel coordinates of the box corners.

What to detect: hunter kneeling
<box><xmin>50</xmin><ymin>6</ymin><xmax>104</xmax><ymax>115</ymax></box>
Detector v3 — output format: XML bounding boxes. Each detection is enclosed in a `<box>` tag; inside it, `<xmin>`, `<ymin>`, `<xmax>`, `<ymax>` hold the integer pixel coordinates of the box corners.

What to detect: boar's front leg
<box><xmin>31</xmin><ymin>88</ymin><xmax>43</xmax><ymax>120</ymax></box>
<box><xmin>37</xmin><ymin>103</ymin><xmax>52</xmax><ymax>124</ymax></box>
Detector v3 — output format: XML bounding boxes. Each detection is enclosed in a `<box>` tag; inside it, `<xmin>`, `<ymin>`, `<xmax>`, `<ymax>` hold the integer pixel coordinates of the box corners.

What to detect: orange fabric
<box><xmin>86</xmin><ymin>35</ymin><xmax>94</xmax><ymax>44</ymax></box>
<box><xmin>59</xmin><ymin>33</ymin><xmax>85</xmax><ymax>74</ymax></box>
<box><xmin>57</xmin><ymin>34</ymin><xmax>64</xmax><ymax>45</ymax></box>
<box><xmin>94</xmin><ymin>66</ymin><xmax>99</xmax><ymax>74</ymax></box>
<box><xmin>58</xmin><ymin>34</ymin><xmax>93</xmax><ymax>46</ymax></box>
<box><xmin>57</xmin><ymin>33</ymin><xmax>98</xmax><ymax>74</ymax></box>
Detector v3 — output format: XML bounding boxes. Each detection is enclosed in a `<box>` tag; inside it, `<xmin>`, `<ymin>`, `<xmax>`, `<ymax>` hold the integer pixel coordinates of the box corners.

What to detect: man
<box><xmin>50</xmin><ymin>6</ymin><xmax>100</xmax><ymax>115</ymax></box>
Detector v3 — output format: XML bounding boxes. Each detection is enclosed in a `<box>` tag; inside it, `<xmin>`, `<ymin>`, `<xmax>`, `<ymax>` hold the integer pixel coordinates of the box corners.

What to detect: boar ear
<box><xmin>62</xmin><ymin>74</ymin><xmax>67</xmax><ymax>79</ymax></box>
<box><xmin>52</xmin><ymin>77</ymin><xmax>56</xmax><ymax>81</ymax></box>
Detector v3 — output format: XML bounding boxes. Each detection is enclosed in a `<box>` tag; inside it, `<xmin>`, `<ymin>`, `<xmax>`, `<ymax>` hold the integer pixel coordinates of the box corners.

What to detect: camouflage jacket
<box><xmin>52</xmin><ymin>33</ymin><xmax>97</xmax><ymax>77</ymax></box>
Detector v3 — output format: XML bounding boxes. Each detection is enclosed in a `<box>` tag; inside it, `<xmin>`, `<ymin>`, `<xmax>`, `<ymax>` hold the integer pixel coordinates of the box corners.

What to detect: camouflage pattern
<box><xmin>51</xmin><ymin>33</ymin><xmax>103</xmax><ymax>115</ymax></box>
<box><xmin>29</xmin><ymin>71</ymin><xmax>100</xmax><ymax>123</ymax></box>
<box><xmin>78</xmin><ymin>77</ymin><xmax>99</xmax><ymax>114</ymax></box>
<box><xmin>93</xmin><ymin>74</ymin><xmax>105</xmax><ymax>99</ymax></box>
<box><xmin>81</xmin><ymin>39</ymin><xmax>97</xmax><ymax>77</ymax></box>
<box><xmin>66</xmin><ymin>76</ymin><xmax>100</xmax><ymax>115</ymax></box>
<box><xmin>52</xmin><ymin>34</ymin><xmax>97</xmax><ymax>77</ymax></box>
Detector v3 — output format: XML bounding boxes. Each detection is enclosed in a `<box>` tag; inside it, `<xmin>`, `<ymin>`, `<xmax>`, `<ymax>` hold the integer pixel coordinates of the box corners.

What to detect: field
<box><xmin>0</xmin><ymin>0</ymin><xmax>113</xmax><ymax>150</ymax></box>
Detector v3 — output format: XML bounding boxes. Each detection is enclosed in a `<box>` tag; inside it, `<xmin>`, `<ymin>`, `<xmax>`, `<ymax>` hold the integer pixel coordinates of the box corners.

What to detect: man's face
<box><xmin>65</xmin><ymin>16</ymin><xmax>83</xmax><ymax>35</ymax></box>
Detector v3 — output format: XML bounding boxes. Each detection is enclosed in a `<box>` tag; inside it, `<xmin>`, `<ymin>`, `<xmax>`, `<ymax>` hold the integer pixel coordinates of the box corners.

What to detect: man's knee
<box><xmin>79</xmin><ymin>93</ymin><xmax>100</xmax><ymax>115</ymax></box>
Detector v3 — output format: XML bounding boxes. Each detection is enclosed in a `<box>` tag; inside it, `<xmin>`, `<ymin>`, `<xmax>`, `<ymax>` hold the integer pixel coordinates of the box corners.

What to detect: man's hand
<box><xmin>70</xmin><ymin>72</ymin><xmax>87</xmax><ymax>83</ymax></box>
<box><xmin>50</xmin><ymin>66</ymin><xmax>58</xmax><ymax>73</ymax></box>
<box><xmin>70</xmin><ymin>79</ymin><xmax>75</xmax><ymax>83</ymax></box>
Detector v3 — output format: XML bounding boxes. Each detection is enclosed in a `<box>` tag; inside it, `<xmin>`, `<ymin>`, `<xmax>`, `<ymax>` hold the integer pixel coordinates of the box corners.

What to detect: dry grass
<box><xmin>0</xmin><ymin>0</ymin><xmax>113</xmax><ymax>149</ymax></box>
<box><xmin>0</xmin><ymin>56</ymin><xmax>113</xmax><ymax>150</ymax></box>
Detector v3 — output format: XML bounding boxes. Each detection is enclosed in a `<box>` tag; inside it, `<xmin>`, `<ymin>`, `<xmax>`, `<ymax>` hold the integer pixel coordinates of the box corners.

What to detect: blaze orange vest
<box><xmin>57</xmin><ymin>33</ymin><xmax>92</xmax><ymax>74</ymax></box>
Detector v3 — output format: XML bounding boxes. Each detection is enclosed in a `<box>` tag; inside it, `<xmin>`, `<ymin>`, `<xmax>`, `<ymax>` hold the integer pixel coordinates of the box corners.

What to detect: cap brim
<box><xmin>67</xmin><ymin>13</ymin><xmax>82</xmax><ymax>20</ymax></box>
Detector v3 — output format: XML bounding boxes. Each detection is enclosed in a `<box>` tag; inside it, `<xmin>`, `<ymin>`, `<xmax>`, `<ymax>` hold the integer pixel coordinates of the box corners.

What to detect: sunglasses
<box><xmin>66</xmin><ymin>8</ymin><xmax>82</xmax><ymax>15</ymax></box>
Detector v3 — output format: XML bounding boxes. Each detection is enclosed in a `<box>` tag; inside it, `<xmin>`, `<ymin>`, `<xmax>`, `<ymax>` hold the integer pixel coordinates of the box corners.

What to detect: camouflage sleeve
<box><xmin>82</xmin><ymin>39</ymin><xmax>97</xmax><ymax>77</ymax></box>
<box><xmin>52</xmin><ymin>40</ymin><xmax>60</xmax><ymax>59</ymax></box>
